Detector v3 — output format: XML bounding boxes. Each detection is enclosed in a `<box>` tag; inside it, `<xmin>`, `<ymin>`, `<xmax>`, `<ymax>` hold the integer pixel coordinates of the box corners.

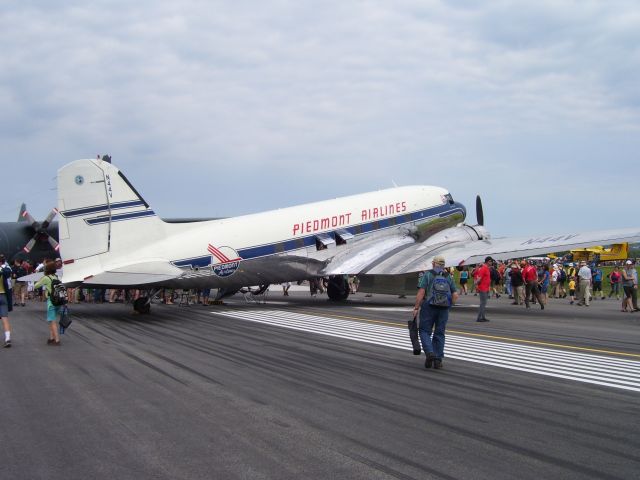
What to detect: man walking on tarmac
<box><xmin>523</xmin><ymin>260</ymin><xmax>545</xmax><ymax>310</ymax></box>
<box><xmin>413</xmin><ymin>255</ymin><xmax>458</xmax><ymax>370</ymax></box>
<box><xmin>577</xmin><ymin>260</ymin><xmax>593</xmax><ymax>306</ymax></box>
<box><xmin>474</xmin><ymin>256</ymin><xmax>493</xmax><ymax>321</ymax></box>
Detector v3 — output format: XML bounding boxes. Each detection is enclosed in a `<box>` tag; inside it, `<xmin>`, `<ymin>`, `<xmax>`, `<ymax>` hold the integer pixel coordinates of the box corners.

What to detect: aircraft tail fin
<box><xmin>57</xmin><ymin>159</ymin><xmax>168</xmax><ymax>280</ymax></box>
<box><xmin>17</xmin><ymin>203</ymin><xmax>28</xmax><ymax>222</ymax></box>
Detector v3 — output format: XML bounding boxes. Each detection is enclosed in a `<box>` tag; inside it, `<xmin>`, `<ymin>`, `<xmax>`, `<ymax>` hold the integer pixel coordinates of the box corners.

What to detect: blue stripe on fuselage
<box><xmin>85</xmin><ymin>209</ymin><xmax>156</xmax><ymax>225</ymax></box>
<box><xmin>172</xmin><ymin>203</ymin><xmax>464</xmax><ymax>269</ymax></box>
<box><xmin>60</xmin><ymin>200</ymin><xmax>147</xmax><ymax>218</ymax></box>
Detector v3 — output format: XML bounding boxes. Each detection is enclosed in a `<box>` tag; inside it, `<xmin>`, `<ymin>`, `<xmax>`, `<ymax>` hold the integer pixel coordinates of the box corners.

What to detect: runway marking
<box><xmin>291</xmin><ymin>309</ymin><xmax>640</xmax><ymax>359</ymax></box>
<box><xmin>213</xmin><ymin>309</ymin><xmax>640</xmax><ymax>393</ymax></box>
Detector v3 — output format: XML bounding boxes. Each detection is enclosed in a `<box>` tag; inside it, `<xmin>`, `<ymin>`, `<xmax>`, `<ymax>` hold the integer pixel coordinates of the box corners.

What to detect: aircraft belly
<box><xmin>171</xmin><ymin>251</ymin><xmax>310</xmax><ymax>289</ymax></box>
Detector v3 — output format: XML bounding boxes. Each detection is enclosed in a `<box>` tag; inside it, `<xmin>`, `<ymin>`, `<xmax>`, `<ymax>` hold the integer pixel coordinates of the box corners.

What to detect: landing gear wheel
<box><xmin>327</xmin><ymin>275</ymin><xmax>350</xmax><ymax>301</ymax></box>
<box><xmin>133</xmin><ymin>297</ymin><xmax>151</xmax><ymax>314</ymax></box>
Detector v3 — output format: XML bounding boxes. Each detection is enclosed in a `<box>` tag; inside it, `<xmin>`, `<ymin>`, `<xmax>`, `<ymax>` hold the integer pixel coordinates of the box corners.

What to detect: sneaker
<box><xmin>3</xmin><ymin>340</ymin><xmax>11</xmax><ymax>348</ymax></box>
<box><xmin>433</xmin><ymin>359</ymin><xmax>443</xmax><ymax>369</ymax></box>
<box><xmin>425</xmin><ymin>352</ymin><xmax>435</xmax><ymax>369</ymax></box>
<box><xmin>476</xmin><ymin>318</ymin><xmax>490</xmax><ymax>322</ymax></box>
<box><xmin>540</xmin><ymin>304</ymin><xmax>545</xmax><ymax>310</ymax></box>
<box><xmin>47</xmin><ymin>338</ymin><xmax>55</xmax><ymax>345</ymax></box>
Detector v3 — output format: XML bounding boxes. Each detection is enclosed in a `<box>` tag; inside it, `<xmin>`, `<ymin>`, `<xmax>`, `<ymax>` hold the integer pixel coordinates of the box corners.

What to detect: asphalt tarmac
<box><xmin>1</xmin><ymin>290</ymin><xmax>639</xmax><ymax>480</ymax></box>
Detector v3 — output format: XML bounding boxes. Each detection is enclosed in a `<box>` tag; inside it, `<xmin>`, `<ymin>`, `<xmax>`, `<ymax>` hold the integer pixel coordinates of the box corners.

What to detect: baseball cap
<box><xmin>433</xmin><ymin>255</ymin><xmax>446</xmax><ymax>266</ymax></box>
<box><xmin>625</xmin><ymin>260</ymin><xmax>633</xmax><ymax>265</ymax></box>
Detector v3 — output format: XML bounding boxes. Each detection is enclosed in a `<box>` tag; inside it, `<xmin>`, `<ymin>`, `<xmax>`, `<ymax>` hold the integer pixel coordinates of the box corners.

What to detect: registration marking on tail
<box><xmin>213</xmin><ymin>309</ymin><xmax>640</xmax><ymax>393</ymax></box>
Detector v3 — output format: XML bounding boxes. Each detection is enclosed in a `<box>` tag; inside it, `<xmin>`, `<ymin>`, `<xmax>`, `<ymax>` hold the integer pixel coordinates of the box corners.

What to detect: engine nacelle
<box><xmin>420</xmin><ymin>224</ymin><xmax>490</xmax><ymax>248</ymax></box>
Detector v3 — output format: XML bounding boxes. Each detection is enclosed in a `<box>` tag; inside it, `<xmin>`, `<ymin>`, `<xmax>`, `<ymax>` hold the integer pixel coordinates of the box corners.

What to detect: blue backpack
<box><xmin>427</xmin><ymin>270</ymin><xmax>453</xmax><ymax>307</ymax></box>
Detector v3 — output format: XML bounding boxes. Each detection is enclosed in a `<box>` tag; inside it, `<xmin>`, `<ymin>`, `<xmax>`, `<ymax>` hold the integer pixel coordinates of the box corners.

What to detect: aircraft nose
<box><xmin>455</xmin><ymin>201</ymin><xmax>467</xmax><ymax>220</ymax></box>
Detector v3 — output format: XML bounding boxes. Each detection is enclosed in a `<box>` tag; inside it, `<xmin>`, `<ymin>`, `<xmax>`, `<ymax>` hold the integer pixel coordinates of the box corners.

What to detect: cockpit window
<box><xmin>444</xmin><ymin>193</ymin><xmax>454</xmax><ymax>205</ymax></box>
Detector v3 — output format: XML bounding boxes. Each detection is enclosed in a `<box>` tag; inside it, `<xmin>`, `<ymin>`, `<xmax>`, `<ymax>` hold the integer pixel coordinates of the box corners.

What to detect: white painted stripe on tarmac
<box><xmin>213</xmin><ymin>309</ymin><xmax>640</xmax><ymax>393</ymax></box>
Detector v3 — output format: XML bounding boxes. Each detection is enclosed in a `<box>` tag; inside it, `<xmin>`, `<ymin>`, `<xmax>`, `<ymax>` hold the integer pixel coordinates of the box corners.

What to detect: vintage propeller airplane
<box><xmin>0</xmin><ymin>204</ymin><xmax>60</xmax><ymax>263</ymax></box>
<box><xmin>49</xmin><ymin>158</ymin><xmax>640</xmax><ymax>313</ymax></box>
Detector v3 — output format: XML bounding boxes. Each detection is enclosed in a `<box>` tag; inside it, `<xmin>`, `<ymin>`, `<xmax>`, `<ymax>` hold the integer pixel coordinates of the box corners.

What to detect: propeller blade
<box><xmin>41</xmin><ymin>208</ymin><xmax>59</xmax><ymax>229</ymax></box>
<box><xmin>23</xmin><ymin>236</ymin><xmax>37</xmax><ymax>253</ymax></box>
<box><xmin>21</xmin><ymin>210</ymin><xmax>38</xmax><ymax>228</ymax></box>
<box><xmin>476</xmin><ymin>195</ymin><xmax>484</xmax><ymax>226</ymax></box>
<box><xmin>47</xmin><ymin>236</ymin><xmax>60</xmax><ymax>251</ymax></box>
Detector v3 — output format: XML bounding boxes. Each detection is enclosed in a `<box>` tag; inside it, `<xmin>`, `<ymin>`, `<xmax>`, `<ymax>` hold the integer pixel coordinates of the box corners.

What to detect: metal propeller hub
<box><xmin>22</xmin><ymin>208</ymin><xmax>59</xmax><ymax>253</ymax></box>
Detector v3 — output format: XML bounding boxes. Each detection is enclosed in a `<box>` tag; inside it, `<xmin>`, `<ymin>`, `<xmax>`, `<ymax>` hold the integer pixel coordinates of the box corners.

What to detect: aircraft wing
<box><xmin>324</xmin><ymin>227</ymin><xmax>640</xmax><ymax>275</ymax></box>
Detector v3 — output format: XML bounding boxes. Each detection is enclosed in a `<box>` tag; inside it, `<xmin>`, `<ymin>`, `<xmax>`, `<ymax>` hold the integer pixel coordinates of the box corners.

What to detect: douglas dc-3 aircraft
<box><xmin>52</xmin><ymin>158</ymin><xmax>640</xmax><ymax>313</ymax></box>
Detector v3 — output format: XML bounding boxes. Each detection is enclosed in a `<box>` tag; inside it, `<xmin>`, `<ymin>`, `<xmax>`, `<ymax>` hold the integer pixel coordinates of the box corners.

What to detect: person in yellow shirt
<box><xmin>568</xmin><ymin>277</ymin><xmax>576</xmax><ymax>305</ymax></box>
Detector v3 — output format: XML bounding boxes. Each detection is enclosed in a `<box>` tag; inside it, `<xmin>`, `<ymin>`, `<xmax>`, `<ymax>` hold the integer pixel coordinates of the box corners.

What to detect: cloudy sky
<box><xmin>2</xmin><ymin>0</ymin><xmax>639</xmax><ymax>235</ymax></box>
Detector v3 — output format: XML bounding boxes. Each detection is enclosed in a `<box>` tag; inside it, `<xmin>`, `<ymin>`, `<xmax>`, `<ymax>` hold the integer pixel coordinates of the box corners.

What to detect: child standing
<box><xmin>568</xmin><ymin>276</ymin><xmax>577</xmax><ymax>305</ymax></box>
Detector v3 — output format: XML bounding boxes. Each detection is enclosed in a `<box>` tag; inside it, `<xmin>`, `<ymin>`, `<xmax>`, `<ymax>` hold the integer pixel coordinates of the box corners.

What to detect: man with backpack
<box><xmin>412</xmin><ymin>255</ymin><xmax>458</xmax><ymax>370</ymax></box>
<box><xmin>34</xmin><ymin>261</ymin><xmax>68</xmax><ymax>346</ymax></box>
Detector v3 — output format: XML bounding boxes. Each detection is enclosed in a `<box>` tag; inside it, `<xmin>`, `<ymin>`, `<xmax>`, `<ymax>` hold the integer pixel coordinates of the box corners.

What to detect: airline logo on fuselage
<box><xmin>207</xmin><ymin>244</ymin><xmax>242</xmax><ymax>277</ymax></box>
<box><xmin>291</xmin><ymin>201</ymin><xmax>407</xmax><ymax>236</ymax></box>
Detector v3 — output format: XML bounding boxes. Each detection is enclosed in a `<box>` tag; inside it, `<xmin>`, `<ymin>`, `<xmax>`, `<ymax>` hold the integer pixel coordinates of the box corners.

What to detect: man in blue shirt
<box><xmin>592</xmin><ymin>264</ymin><xmax>604</xmax><ymax>300</ymax></box>
<box><xmin>413</xmin><ymin>255</ymin><xmax>459</xmax><ymax>370</ymax></box>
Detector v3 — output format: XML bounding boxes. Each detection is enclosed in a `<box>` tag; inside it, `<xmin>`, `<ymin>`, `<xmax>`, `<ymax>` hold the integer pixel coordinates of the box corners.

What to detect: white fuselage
<box><xmin>59</xmin><ymin>169</ymin><xmax>464</xmax><ymax>289</ymax></box>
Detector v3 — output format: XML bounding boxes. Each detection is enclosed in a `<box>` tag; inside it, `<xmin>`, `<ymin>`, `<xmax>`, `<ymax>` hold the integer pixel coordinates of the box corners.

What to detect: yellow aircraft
<box><xmin>568</xmin><ymin>243</ymin><xmax>629</xmax><ymax>263</ymax></box>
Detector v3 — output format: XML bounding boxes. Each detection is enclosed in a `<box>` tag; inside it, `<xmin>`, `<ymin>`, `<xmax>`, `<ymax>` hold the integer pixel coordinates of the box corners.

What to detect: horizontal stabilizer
<box><xmin>18</xmin><ymin>272</ymin><xmax>45</xmax><ymax>283</ymax></box>
<box><xmin>83</xmin><ymin>261</ymin><xmax>183</xmax><ymax>286</ymax></box>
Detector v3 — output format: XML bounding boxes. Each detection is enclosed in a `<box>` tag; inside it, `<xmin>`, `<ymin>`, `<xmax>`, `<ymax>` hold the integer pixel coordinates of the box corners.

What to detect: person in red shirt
<box><xmin>522</xmin><ymin>260</ymin><xmax>545</xmax><ymax>309</ymax></box>
<box><xmin>474</xmin><ymin>256</ymin><xmax>493</xmax><ymax>322</ymax></box>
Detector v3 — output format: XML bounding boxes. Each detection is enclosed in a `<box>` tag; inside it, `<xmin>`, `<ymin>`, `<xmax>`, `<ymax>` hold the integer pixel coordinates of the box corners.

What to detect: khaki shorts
<box><xmin>13</xmin><ymin>282</ymin><xmax>26</xmax><ymax>296</ymax></box>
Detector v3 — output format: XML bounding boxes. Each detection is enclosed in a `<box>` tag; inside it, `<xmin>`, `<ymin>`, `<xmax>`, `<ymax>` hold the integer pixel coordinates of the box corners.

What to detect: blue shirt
<box><xmin>593</xmin><ymin>269</ymin><xmax>603</xmax><ymax>282</ymax></box>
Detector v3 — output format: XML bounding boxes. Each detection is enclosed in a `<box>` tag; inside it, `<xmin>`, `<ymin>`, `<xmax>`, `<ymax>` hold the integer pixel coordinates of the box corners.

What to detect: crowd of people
<box><xmin>455</xmin><ymin>258</ymin><xmax>640</xmax><ymax>316</ymax></box>
<box><xmin>0</xmin><ymin>255</ymin><xmax>70</xmax><ymax>348</ymax></box>
<box><xmin>411</xmin><ymin>255</ymin><xmax>639</xmax><ymax>371</ymax></box>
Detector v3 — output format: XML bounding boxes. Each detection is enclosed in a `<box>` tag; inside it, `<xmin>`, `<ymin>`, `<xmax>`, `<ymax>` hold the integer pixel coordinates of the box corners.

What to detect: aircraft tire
<box><xmin>327</xmin><ymin>275</ymin><xmax>350</xmax><ymax>301</ymax></box>
<box><xmin>133</xmin><ymin>297</ymin><xmax>151</xmax><ymax>314</ymax></box>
